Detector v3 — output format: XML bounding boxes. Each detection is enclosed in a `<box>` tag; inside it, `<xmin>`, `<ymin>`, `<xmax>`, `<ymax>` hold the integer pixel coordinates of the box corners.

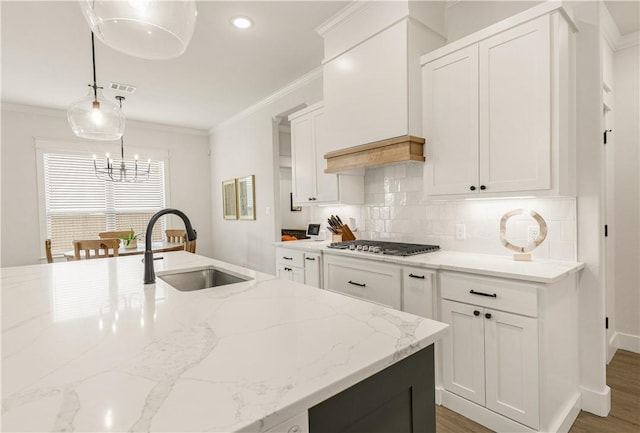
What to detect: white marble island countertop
<box><xmin>1</xmin><ymin>252</ymin><xmax>448</xmax><ymax>432</ymax></box>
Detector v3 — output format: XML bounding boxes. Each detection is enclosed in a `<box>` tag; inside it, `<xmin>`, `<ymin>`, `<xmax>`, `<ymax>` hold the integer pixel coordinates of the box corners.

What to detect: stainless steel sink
<box><xmin>158</xmin><ymin>266</ymin><xmax>252</xmax><ymax>291</ymax></box>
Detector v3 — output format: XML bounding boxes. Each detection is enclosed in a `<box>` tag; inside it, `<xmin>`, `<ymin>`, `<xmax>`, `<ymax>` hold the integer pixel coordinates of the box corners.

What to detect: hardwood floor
<box><xmin>435</xmin><ymin>349</ymin><xmax>640</xmax><ymax>433</ymax></box>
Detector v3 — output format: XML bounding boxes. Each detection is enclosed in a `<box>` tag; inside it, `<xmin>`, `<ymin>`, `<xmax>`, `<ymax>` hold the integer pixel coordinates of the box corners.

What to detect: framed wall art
<box><xmin>222</xmin><ymin>178</ymin><xmax>238</xmax><ymax>220</ymax></box>
<box><xmin>237</xmin><ymin>175</ymin><xmax>256</xmax><ymax>220</ymax></box>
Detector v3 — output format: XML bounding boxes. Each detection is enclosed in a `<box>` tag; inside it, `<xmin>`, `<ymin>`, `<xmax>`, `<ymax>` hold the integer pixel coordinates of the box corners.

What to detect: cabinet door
<box><xmin>402</xmin><ymin>267</ymin><xmax>434</xmax><ymax>319</ymax></box>
<box><xmin>304</xmin><ymin>253</ymin><xmax>322</xmax><ymax>288</ymax></box>
<box><xmin>440</xmin><ymin>299</ymin><xmax>485</xmax><ymax>406</ymax></box>
<box><xmin>312</xmin><ymin>110</ymin><xmax>339</xmax><ymax>203</ymax></box>
<box><xmin>291</xmin><ymin>113</ymin><xmax>316</xmax><ymax>204</ymax></box>
<box><xmin>276</xmin><ymin>264</ymin><xmax>304</xmax><ymax>284</ymax></box>
<box><xmin>423</xmin><ymin>45</ymin><xmax>479</xmax><ymax>196</ymax></box>
<box><xmin>484</xmin><ymin>309</ymin><xmax>539</xmax><ymax>429</ymax></box>
<box><xmin>479</xmin><ymin>15</ymin><xmax>551</xmax><ymax>193</ymax></box>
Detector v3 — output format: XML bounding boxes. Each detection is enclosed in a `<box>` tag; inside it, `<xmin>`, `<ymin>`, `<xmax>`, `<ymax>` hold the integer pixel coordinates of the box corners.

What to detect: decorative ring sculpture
<box><xmin>499</xmin><ymin>209</ymin><xmax>548</xmax><ymax>254</ymax></box>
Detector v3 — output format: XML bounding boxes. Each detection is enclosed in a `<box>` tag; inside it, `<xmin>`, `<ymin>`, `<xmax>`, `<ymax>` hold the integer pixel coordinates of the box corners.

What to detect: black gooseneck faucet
<box><xmin>144</xmin><ymin>208</ymin><xmax>197</xmax><ymax>284</ymax></box>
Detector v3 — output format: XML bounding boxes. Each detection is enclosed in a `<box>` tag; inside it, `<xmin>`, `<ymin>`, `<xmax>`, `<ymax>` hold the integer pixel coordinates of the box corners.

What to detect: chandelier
<box><xmin>67</xmin><ymin>32</ymin><xmax>125</xmax><ymax>140</ymax></box>
<box><xmin>78</xmin><ymin>0</ymin><xmax>198</xmax><ymax>60</ymax></box>
<box><xmin>94</xmin><ymin>96</ymin><xmax>150</xmax><ymax>183</ymax></box>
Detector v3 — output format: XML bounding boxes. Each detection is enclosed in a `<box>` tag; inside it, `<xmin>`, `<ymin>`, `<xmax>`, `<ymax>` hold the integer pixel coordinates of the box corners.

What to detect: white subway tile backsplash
<box><xmin>314</xmin><ymin>166</ymin><xmax>577</xmax><ymax>261</ymax></box>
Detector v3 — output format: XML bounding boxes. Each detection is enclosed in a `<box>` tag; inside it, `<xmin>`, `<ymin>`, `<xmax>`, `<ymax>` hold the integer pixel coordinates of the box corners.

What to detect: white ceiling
<box><xmin>3</xmin><ymin>1</ymin><xmax>637</xmax><ymax>132</ymax></box>
<box><xmin>604</xmin><ymin>0</ymin><xmax>640</xmax><ymax>36</ymax></box>
<box><xmin>1</xmin><ymin>1</ymin><xmax>347</xmax><ymax>131</ymax></box>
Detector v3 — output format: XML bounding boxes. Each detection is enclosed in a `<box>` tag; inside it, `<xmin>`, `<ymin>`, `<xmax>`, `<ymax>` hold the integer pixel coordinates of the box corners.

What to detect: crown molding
<box><xmin>315</xmin><ymin>1</ymin><xmax>371</xmax><ymax>36</ymax></box>
<box><xmin>1</xmin><ymin>102</ymin><xmax>209</xmax><ymax>137</ymax></box>
<box><xmin>209</xmin><ymin>67</ymin><xmax>323</xmax><ymax>134</ymax></box>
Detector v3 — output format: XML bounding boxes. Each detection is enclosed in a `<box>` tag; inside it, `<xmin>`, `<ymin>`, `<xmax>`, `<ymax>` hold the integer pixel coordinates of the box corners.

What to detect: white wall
<box><xmin>613</xmin><ymin>43</ymin><xmax>640</xmax><ymax>350</ymax></box>
<box><xmin>0</xmin><ymin>104</ymin><xmax>212</xmax><ymax>267</ymax></box>
<box><xmin>209</xmin><ymin>73</ymin><xmax>323</xmax><ymax>274</ymax></box>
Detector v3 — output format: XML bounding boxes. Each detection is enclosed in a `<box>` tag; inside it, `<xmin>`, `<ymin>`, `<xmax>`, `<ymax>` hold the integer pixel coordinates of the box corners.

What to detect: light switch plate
<box><xmin>456</xmin><ymin>224</ymin><xmax>466</xmax><ymax>240</ymax></box>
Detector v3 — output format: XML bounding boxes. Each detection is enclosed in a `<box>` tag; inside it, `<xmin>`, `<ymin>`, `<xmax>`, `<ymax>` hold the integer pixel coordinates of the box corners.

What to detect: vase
<box><xmin>125</xmin><ymin>239</ymin><xmax>137</xmax><ymax>249</ymax></box>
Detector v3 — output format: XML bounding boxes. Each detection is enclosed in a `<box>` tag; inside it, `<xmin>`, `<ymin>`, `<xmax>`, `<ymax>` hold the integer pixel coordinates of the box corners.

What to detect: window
<box><xmin>37</xmin><ymin>140</ymin><xmax>169</xmax><ymax>254</ymax></box>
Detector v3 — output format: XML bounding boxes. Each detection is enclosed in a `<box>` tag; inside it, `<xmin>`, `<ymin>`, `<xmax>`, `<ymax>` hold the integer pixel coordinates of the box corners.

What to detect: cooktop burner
<box><xmin>327</xmin><ymin>240</ymin><xmax>440</xmax><ymax>256</ymax></box>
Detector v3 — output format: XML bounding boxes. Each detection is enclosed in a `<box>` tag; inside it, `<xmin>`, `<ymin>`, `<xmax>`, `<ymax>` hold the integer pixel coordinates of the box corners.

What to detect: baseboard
<box><xmin>547</xmin><ymin>393</ymin><xmax>581</xmax><ymax>433</ymax></box>
<box><xmin>440</xmin><ymin>390</ymin><xmax>534</xmax><ymax>433</ymax></box>
<box><xmin>607</xmin><ymin>333</ymin><xmax>618</xmax><ymax>364</ymax></box>
<box><xmin>616</xmin><ymin>332</ymin><xmax>640</xmax><ymax>354</ymax></box>
<box><xmin>579</xmin><ymin>385</ymin><xmax>611</xmax><ymax>417</ymax></box>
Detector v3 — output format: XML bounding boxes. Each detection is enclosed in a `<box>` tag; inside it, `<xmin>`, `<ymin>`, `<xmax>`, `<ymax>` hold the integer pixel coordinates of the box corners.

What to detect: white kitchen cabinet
<box><xmin>304</xmin><ymin>253</ymin><xmax>322</xmax><ymax>289</ymax></box>
<box><xmin>323</xmin><ymin>254</ymin><xmax>401</xmax><ymax>309</ymax></box>
<box><xmin>402</xmin><ymin>267</ymin><xmax>435</xmax><ymax>319</ymax></box>
<box><xmin>289</xmin><ymin>103</ymin><xmax>364</xmax><ymax>205</ymax></box>
<box><xmin>422</xmin><ymin>8</ymin><xmax>576</xmax><ymax>198</ymax></box>
<box><xmin>441</xmin><ymin>299</ymin><xmax>539</xmax><ymax>429</ymax></box>
<box><xmin>438</xmin><ymin>269</ymin><xmax>578</xmax><ymax>432</ymax></box>
<box><xmin>275</xmin><ymin>247</ymin><xmax>322</xmax><ymax>288</ymax></box>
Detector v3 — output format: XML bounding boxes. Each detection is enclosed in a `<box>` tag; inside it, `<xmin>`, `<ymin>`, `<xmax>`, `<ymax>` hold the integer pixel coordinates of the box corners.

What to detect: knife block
<box><xmin>337</xmin><ymin>225</ymin><xmax>356</xmax><ymax>241</ymax></box>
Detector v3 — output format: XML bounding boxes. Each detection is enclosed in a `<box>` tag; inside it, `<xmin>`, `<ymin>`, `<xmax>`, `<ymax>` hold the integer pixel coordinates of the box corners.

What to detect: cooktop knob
<box><xmin>356</xmin><ymin>245</ymin><xmax>363</xmax><ymax>251</ymax></box>
<box><xmin>349</xmin><ymin>244</ymin><xmax>356</xmax><ymax>250</ymax></box>
<box><xmin>362</xmin><ymin>245</ymin><xmax>369</xmax><ymax>251</ymax></box>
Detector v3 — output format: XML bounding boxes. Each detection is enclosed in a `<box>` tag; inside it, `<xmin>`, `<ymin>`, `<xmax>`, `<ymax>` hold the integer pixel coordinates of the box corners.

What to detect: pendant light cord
<box><xmin>116</xmin><ymin>96</ymin><xmax>125</xmax><ymax>160</ymax></box>
<box><xmin>91</xmin><ymin>32</ymin><xmax>98</xmax><ymax>100</ymax></box>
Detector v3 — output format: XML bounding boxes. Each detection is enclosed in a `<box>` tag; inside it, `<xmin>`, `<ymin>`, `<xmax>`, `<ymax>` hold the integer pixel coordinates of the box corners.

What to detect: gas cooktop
<box><xmin>326</xmin><ymin>240</ymin><xmax>440</xmax><ymax>256</ymax></box>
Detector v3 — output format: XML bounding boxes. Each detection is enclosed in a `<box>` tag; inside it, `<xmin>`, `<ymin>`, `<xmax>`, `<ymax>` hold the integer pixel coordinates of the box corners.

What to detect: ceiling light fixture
<box><xmin>79</xmin><ymin>0</ymin><xmax>198</xmax><ymax>60</ymax></box>
<box><xmin>232</xmin><ymin>16</ymin><xmax>252</xmax><ymax>29</ymax></box>
<box><xmin>94</xmin><ymin>96</ymin><xmax>150</xmax><ymax>183</ymax></box>
<box><xmin>67</xmin><ymin>32</ymin><xmax>125</xmax><ymax>141</ymax></box>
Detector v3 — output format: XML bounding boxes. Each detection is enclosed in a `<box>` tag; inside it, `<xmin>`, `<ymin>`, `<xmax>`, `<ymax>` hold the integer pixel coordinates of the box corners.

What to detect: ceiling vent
<box><xmin>109</xmin><ymin>82</ymin><xmax>137</xmax><ymax>93</ymax></box>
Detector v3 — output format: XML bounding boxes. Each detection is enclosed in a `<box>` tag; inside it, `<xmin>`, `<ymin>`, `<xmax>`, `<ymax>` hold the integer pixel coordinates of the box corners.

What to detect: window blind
<box><xmin>43</xmin><ymin>152</ymin><xmax>167</xmax><ymax>253</ymax></box>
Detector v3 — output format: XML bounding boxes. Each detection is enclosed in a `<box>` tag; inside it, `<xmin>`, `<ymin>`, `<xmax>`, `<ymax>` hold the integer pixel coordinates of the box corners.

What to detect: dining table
<box><xmin>64</xmin><ymin>240</ymin><xmax>185</xmax><ymax>261</ymax></box>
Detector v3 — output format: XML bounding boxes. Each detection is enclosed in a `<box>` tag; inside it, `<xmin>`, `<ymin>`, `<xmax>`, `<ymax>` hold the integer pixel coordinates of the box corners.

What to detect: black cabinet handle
<box><xmin>470</xmin><ymin>289</ymin><xmax>497</xmax><ymax>298</ymax></box>
<box><xmin>283</xmin><ymin>256</ymin><xmax>293</xmax><ymax>260</ymax></box>
<box><xmin>284</xmin><ymin>267</ymin><xmax>292</xmax><ymax>271</ymax></box>
<box><xmin>473</xmin><ymin>310</ymin><xmax>480</xmax><ymax>316</ymax></box>
<box><xmin>480</xmin><ymin>185</ymin><xmax>487</xmax><ymax>190</ymax></box>
<box><xmin>348</xmin><ymin>280</ymin><xmax>366</xmax><ymax>287</ymax></box>
<box><xmin>409</xmin><ymin>273</ymin><xmax>425</xmax><ymax>279</ymax></box>
<box><xmin>305</xmin><ymin>257</ymin><xmax>316</xmax><ymax>261</ymax></box>
<box><xmin>470</xmin><ymin>186</ymin><xmax>476</xmax><ymax>191</ymax></box>
<box><xmin>485</xmin><ymin>313</ymin><xmax>492</xmax><ymax>319</ymax></box>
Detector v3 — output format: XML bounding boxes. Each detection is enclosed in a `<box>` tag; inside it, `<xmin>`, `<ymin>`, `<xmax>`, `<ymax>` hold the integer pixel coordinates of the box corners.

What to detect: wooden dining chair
<box><xmin>165</xmin><ymin>229</ymin><xmax>187</xmax><ymax>243</ymax></box>
<box><xmin>184</xmin><ymin>240</ymin><xmax>197</xmax><ymax>254</ymax></box>
<box><xmin>98</xmin><ymin>230</ymin><xmax>133</xmax><ymax>240</ymax></box>
<box><xmin>45</xmin><ymin>239</ymin><xmax>54</xmax><ymax>263</ymax></box>
<box><xmin>73</xmin><ymin>239</ymin><xmax>121</xmax><ymax>260</ymax></box>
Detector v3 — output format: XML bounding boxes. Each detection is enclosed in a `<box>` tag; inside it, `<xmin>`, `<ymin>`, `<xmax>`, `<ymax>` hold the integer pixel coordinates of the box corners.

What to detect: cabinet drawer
<box><xmin>440</xmin><ymin>272</ymin><xmax>538</xmax><ymax>317</ymax></box>
<box><xmin>324</xmin><ymin>255</ymin><xmax>401</xmax><ymax>309</ymax></box>
<box><xmin>402</xmin><ymin>267</ymin><xmax>435</xmax><ymax>319</ymax></box>
<box><xmin>276</xmin><ymin>248</ymin><xmax>304</xmax><ymax>268</ymax></box>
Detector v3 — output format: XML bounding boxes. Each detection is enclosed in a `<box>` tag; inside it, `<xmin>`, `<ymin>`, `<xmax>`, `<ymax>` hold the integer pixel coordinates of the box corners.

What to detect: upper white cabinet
<box><xmin>422</xmin><ymin>6</ymin><xmax>576</xmax><ymax>198</ymax></box>
<box><xmin>318</xmin><ymin>1</ymin><xmax>445</xmax><ymax>154</ymax></box>
<box><xmin>289</xmin><ymin>103</ymin><xmax>363</xmax><ymax>205</ymax></box>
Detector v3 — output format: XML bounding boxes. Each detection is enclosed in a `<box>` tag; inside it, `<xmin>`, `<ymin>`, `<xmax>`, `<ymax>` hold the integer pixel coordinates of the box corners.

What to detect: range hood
<box><xmin>324</xmin><ymin>135</ymin><xmax>425</xmax><ymax>173</ymax></box>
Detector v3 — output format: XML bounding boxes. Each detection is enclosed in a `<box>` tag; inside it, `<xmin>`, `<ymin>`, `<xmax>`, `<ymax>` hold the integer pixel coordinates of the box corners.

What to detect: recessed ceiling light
<box><xmin>232</xmin><ymin>17</ymin><xmax>252</xmax><ymax>29</ymax></box>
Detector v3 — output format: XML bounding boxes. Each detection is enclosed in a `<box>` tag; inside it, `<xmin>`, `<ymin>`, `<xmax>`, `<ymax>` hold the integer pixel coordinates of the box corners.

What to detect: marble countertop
<box><xmin>274</xmin><ymin>240</ymin><xmax>583</xmax><ymax>283</ymax></box>
<box><xmin>1</xmin><ymin>252</ymin><xmax>448</xmax><ymax>432</ymax></box>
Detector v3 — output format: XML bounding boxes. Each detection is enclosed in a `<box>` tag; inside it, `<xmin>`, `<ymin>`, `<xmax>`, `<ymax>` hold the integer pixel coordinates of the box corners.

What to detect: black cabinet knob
<box><xmin>473</xmin><ymin>310</ymin><xmax>480</xmax><ymax>316</ymax></box>
<box><xmin>480</xmin><ymin>185</ymin><xmax>487</xmax><ymax>190</ymax></box>
<box><xmin>485</xmin><ymin>313</ymin><xmax>492</xmax><ymax>319</ymax></box>
<box><xmin>470</xmin><ymin>186</ymin><xmax>476</xmax><ymax>191</ymax></box>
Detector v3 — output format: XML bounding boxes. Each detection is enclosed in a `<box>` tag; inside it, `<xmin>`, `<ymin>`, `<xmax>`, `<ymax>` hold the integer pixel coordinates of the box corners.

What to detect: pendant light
<box><xmin>78</xmin><ymin>0</ymin><xmax>198</xmax><ymax>60</ymax></box>
<box><xmin>94</xmin><ymin>96</ymin><xmax>150</xmax><ymax>183</ymax></box>
<box><xmin>67</xmin><ymin>32</ymin><xmax>125</xmax><ymax>141</ymax></box>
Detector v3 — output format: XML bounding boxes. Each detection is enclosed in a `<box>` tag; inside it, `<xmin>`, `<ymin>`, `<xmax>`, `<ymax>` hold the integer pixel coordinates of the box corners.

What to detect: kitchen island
<box><xmin>1</xmin><ymin>252</ymin><xmax>448</xmax><ymax>432</ymax></box>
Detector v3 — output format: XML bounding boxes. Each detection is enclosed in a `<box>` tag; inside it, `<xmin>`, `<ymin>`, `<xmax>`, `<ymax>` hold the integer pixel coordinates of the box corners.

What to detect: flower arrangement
<box><xmin>120</xmin><ymin>229</ymin><xmax>141</xmax><ymax>249</ymax></box>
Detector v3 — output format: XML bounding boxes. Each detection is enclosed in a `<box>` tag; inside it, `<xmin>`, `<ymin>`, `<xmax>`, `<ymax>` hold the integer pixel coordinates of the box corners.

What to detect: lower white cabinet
<box><xmin>402</xmin><ymin>267</ymin><xmax>435</xmax><ymax>319</ymax></box>
<box><xmin>304</xmin><ymin>253</ymin><xmax>322</xmax><ymax>288</ymax></box>
<box><xmin>323</xmin><ymin>254</ymin><xmax>401</xmax><ymax>309</ymax></box>
<box><xmin>275</xmin><ymin>247</ymin><xmax>322</xmax><ymax>288</ymax></box>
<box><xmin>441</xmin><ymin>299</ymin><xmax>539</xmax><ymax>429</ymax></box>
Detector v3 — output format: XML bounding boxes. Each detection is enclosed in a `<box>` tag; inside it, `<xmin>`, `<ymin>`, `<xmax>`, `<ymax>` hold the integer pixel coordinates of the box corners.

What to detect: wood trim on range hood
<box><xmin>324</xmin><ymin>135</ymin><xmax>425</xmax><ymax>173</ymax></box>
